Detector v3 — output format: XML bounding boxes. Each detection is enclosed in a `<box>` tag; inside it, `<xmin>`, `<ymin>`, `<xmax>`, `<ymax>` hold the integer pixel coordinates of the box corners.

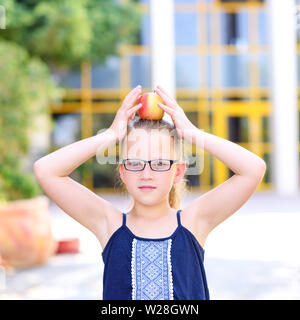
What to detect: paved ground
<box><xmin>0</xmin><ymin>190</ymin><xmax>300</xmax><ymax>300</ymax></box>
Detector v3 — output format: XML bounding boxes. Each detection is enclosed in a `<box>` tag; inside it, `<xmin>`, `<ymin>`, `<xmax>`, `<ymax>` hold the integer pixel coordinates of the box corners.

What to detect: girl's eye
<box><xmin>152</xmin><ymin>160</ymin><xmax>170</xmax><ymax>170</ymax></box>
<box><xmin>129</xmin><ymin>160</ymin><xmax>143</xmax><ymax>166</ymax></box>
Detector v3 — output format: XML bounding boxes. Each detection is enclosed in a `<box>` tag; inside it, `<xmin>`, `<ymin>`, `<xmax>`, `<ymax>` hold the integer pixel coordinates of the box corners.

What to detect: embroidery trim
<box><xmin>131</xmin><ymin>238</ymin><xmax>137</xmax><ymax>300</ymax></box>
<box><xmin>131</xmin><ymin>238</ymin><xmax>174</xmax><ymax>300</ymax></box>
<box><xmin>167</xmin><ymin>239</ymin><xmax>174</xmax><ymax>300</ymax></box>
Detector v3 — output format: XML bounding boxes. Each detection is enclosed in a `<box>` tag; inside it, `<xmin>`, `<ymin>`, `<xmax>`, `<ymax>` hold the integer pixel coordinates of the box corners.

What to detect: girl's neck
<box><xmin>128</xmin><ymin>203</ymin><xmax>176</xmax><ymax>221</ymax></box>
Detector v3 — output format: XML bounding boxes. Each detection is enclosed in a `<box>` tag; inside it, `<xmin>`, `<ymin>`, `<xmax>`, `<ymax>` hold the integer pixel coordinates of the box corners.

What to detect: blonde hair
<box><xmin>114</xmin><ymin>117</ymin><xmax>189</xmax><ymax>211</ymax></box>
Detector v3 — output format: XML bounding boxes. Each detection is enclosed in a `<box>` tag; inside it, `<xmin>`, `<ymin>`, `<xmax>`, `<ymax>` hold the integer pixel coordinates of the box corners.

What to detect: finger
<box><xmin>128</xmin><ymin>103</ymin><xmax>142</xmax><ymax>121</ymax></box>
<box><xmin>156</xmin><ymin>85</ymin><xmax>177</xmax><ymax>103</ymax></box>
<box><xmin>157</xmin><ymin>103</ymin><xmax>176</xmax><ymax>117</ymax></box>
<box><xmin>128</xmin><ymin>103</ymin><xmax>142</xmax><ymax>115</ymax></box>
<box><xmin>155</xmin><ymin>87</ymin><xmax>177</xmax><ymax>108</ymax></box>
<box><xmin>124</xmin><ymin>86</ymin><xmax>142</xmax><ymax>109</ymax></box>
<box><xmin>122</xmin><ymin>85</ymin><xmax>140</xmax><ymax>104</ymax></box>
<box><xmin>129</xmin><ymin>85</ymin><xmax>141</xmax><ymax>96</ymax></box>
<box><xmin>156</xmin><ymin>85</ymin><xmax>170</xmax><ymax>95</ymax></box>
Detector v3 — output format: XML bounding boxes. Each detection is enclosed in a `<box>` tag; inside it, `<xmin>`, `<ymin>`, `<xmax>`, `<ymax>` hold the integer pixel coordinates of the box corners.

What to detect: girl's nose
<box><xmin>141</xmin><ymin>162</ymin><xmax>153</xmax><ymax>177</ymax></box>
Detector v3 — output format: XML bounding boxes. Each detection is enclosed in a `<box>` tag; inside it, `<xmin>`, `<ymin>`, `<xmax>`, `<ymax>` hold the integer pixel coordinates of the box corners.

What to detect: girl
<box><xmin>34</xmin><ymin>84</ymin><xmax>266</xmax><ymax>300</ymax></box>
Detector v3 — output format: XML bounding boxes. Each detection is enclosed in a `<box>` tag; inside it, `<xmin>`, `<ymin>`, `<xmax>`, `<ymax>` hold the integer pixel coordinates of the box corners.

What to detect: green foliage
<box><xmin>86</xmin><ymin>0</ymin><xmax>142</xmax><ymax>65</ymax></box>
<box><xmin>0</xmin><ymin>0</ymin><xmax>141</xmax><ymax>202</ymax></box>
<box><xmin>0</xmin><ymin>0</ymin><xmax>142</xmax><ymax>67</ymax></box>
<box><xmin>0</xmin><ymin>164</ymin><xmax>43</xmax><ymax>202</ymax></box>
<box><xmin>0</xmin><ymin>40</ymin><xmax>58</xmax><ymax>202</ymax></box>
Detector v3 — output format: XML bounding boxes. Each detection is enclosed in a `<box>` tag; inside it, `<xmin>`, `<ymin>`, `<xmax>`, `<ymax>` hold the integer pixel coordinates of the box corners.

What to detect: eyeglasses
<box><xmin>121</xmin><ymin>158</ymin><xmax>180</xmax><ymax>171</ymax></box>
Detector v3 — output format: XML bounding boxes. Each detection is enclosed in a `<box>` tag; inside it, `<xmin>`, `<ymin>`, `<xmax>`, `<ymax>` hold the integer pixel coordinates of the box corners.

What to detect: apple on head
<box><xmin>137</xmin><ymin>92</ymin><xmax>164</xmax><ymax>120</ymax></box>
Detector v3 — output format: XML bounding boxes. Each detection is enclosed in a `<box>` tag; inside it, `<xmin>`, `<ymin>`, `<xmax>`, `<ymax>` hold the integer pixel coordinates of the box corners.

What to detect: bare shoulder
<box><xmin>94</xmin><ymin>202</ymin><xmax>124</xmax><ymax>251</ymax></box>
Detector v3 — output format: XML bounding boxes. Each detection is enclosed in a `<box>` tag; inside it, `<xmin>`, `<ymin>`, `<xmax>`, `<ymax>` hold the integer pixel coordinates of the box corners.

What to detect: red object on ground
<box><xmin>55</xmin><ymin>238</ymin><xmax>80</xmax><ymax>254</ymax></box>
<box><xmin>0</xmin><ymin>254</ymin><xmax>11</xmax><ymax>270</ymax></box>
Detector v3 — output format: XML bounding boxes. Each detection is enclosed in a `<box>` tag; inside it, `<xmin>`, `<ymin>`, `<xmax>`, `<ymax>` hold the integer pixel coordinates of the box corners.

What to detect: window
<box><xmin>130</xmin><ymin>55</ymin><xmax>152</xmax><ymax>88</ymax></box>
<box><xmin>91</xmin><ymin>57</ymin><xmax>120</xmax><ymax>89</ymax></box>
<box><xmin>175</xmin><ymin>13</ymin><xmax>198</xmax><ymax>46</ymax></box>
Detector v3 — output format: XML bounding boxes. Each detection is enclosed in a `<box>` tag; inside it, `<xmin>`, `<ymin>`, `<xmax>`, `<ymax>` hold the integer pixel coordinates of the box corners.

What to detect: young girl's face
<box><xmin>119</xmin><ymin>128</ymin><xmax>186</xmax><ymax>206</ymax></box>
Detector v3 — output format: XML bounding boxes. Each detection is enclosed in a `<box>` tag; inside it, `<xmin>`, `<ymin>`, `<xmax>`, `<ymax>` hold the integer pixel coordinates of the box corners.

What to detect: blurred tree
<box><xmin>0</xmin><ymin>40</ymin><xmax>58</xmax><ymax>201</ymax></box>
<box><xmin>0</xmin><ymin>0</ymin><xmax>142</xmax><ymax>202</ymax></box>
<box><xmin>0</xmin><ymin>0</ymin><xmax>142</xmax><ymax>68</ymax></box>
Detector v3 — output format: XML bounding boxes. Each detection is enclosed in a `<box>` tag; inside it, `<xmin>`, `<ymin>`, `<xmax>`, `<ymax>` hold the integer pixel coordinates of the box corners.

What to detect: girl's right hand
<box><xmin>109</xmin><ymin>85</ymin><xmax>143</xmax><ymax>143</ymax></box>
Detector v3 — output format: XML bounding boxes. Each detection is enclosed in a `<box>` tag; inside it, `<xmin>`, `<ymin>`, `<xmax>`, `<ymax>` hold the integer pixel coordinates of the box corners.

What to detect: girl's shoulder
<box><xmin>97</xmin><ymin>205</ymin><xmax>208</xmax><ymax>249</ymax></box>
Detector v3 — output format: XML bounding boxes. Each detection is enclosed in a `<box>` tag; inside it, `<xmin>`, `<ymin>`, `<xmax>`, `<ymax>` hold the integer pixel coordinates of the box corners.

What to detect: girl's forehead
<box><xmin>121</xmin><ymin>129</ymin><xmax>176</xmax><ymax>159</ymax></box>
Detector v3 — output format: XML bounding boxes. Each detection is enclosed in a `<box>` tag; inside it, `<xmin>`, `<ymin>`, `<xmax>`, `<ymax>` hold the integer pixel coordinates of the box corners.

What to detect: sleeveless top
<box><xmin>101</xmin><ymin>209</ymin><xmax>210</xmax><ymax>300</ymax></box>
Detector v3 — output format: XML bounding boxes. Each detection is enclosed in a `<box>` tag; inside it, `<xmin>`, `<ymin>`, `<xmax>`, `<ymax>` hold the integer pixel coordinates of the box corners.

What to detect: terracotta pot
<box><xmin>0</xmin><ymin>195</ymin><xmax>58</xmax><ymax>269</ymax></box>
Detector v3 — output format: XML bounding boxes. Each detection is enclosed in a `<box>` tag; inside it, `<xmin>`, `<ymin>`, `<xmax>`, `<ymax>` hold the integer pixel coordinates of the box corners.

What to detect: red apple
<box><xmin>137</xmin><ymin>92</ymin><xmax>164</xmax><ymax>120</ymax></box>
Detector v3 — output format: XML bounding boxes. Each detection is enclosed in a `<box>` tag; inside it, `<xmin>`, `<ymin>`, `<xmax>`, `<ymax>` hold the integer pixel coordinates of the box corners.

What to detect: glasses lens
<box><xmin>151</xmin><ymin>159</ymin><xmax>171</xmax><ymax>171</ymax></box>
<box><xmin>125</xmin><ymin>159</ymin><xmax>144</xmax><ymax>171</ymax></box>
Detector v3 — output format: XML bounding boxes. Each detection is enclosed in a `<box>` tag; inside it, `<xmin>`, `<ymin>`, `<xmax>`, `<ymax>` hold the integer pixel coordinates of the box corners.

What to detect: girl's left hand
<box><xmin>155</xmin><ymin>85</ymin><xmax>198</xmax><ymax>142</ymax></box>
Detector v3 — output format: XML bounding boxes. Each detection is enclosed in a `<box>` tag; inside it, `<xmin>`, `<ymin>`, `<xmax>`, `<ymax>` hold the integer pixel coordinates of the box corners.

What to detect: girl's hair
<box><xmin>114</xmin><ymin>116</ymin><xmax>190</xmax><ymax>211</ymax></box>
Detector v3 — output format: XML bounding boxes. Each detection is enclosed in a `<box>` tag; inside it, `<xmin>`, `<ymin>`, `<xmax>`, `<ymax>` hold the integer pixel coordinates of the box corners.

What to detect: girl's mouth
<box><xmin>138</xmin><ymin>186</ymin><xmax>156</xmax><ymax>191</ymax></box>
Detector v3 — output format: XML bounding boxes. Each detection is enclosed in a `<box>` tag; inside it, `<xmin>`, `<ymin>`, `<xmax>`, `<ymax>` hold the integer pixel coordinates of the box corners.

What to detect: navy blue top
<box><xmin>101</xmin><ymin>209</ymin><xmax>210</xmax><ymax>300</ymax></box>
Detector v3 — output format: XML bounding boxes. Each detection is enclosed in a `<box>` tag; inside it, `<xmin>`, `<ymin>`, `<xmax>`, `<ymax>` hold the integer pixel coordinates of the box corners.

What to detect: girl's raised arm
<box><xmin>33</xmin><ymin>85</ymin><xmax>143</xmax><ymax>242</ymax></box>
<box><xmin>185</xmin><ymin>129</ymin><xmax>266</xmax><ymax>237</ymax></box>
<box><xmin>34</xmin><ymin>130</ymin><xmax>119</xmax><ymax>239</ymax></box>
<box><xmin>155</xmin><ymin>85</ymin><xmax>266</xmax><ymax>246</ymax></box>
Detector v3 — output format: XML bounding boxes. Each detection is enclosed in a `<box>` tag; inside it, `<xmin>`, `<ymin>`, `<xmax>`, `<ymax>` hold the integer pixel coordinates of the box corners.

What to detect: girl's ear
<box><xmin>119</xmin><ymin>164</ymin><xmax>125</xmax><ymax>184</ymax></box>
<box><xmin>173</xmin><ymin>162</ymin><xmax>186</xmax><ymax>184</ymax></box>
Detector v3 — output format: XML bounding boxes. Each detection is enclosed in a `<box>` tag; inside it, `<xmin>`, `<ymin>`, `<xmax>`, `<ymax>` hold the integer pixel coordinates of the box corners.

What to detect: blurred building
<box><xmin>49</xmin><ymin>0</ymin><xmax>300</xmax><ymax>194</ymax></box>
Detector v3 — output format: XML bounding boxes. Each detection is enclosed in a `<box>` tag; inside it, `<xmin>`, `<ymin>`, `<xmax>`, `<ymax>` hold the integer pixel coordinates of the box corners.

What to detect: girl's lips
<box><xmin>139</xmin><ymin>186</ymin><xmax>156</xmax><ymax>191</ymax></box>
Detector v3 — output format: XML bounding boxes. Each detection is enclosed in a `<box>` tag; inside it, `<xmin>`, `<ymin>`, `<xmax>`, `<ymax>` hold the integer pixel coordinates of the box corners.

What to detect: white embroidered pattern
<box><xmin>167</xmin><ymin>239</ymin><xmax>174</xmax><ymax>299</ymax></box>
<box><xmin>131</xmin><ymin>238</ymin><xmax>137</xmax><ymax>300</ymax></box>
<box><xmin>131</xmin><ymin>238</ymin><xmax>174</xmax><ymax>300</ymax></box>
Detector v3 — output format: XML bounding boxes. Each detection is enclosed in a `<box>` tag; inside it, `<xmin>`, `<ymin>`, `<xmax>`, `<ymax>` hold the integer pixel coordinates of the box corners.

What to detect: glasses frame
<box><xmin>120</xmin><ymin>158</ymin><xmax>181</xmax><ymax>172</ymax></box>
